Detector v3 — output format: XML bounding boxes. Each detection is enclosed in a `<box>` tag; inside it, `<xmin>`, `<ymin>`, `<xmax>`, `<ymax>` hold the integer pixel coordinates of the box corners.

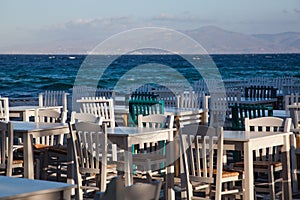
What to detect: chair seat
<box><xmin>217</xmin><ymin>169</ymin><xmax>241</xmax><ymax>178</ymax></box>
<box><xmin>12</xmin><ymin>159</ymin><xmax>23</xmax><ymax>165</ymax></box>
<box><xmin>47</xmin><ymin>145</ymin><xmax>67</xmax><ymax>154</ymax></box>
<box><xmin>15</xmin><ymin>144</ymin><xmax>49</xmax><ymax>155</ymax></box>
<box><xmin>199</xmin><ymin>168</ymin><xmax>241</xmax><ymax>178</ymax></box>
<box><xmin>33</xmin><ymin>144</ymin><xmax>49</xmax><ymax>149</ymax></box>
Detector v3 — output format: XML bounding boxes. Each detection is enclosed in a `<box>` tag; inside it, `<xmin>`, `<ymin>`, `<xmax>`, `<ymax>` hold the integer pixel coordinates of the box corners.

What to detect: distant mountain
<box><xmin>2</xmin><ymin>25</ymin><xmax>300</xmax><ymax>54</ymax></box>
<box><xmin>184</xmin><ymin>26</ymin><xmax>300</xmax><ymax>54</ymax></box>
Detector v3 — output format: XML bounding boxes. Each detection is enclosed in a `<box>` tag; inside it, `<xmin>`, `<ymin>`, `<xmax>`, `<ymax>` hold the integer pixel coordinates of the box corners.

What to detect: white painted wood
<box><xmin>12</xmin><ymin>121</ymin><xmax>69</xmax><ymax>179</ymax></box>
<box><xmin>70</xmin><ymin>122</ymin><xmax>108</xmax><ymax>200</ymax></box>
<box><xmin>77</xmin><ymin>97</ymin><xmax>115</xmax><ymax>128</ymax></box>
<box><xmin>0</xmin><ymin>176</ymin><xmax>75</xmax><ymax>200</ymax></box>
<box><xmin>0</xmin><ymin>97</ymin><xmax>9</xmax><ymax>122</ymax></box>
<box><xmin>237</xmin><ymin>117</ymin><xmax>291</xmax><ymax>199</ymax></box>
<box><xmin>179</xmin><ymin>124</ymin><xmax>243</xmax><ymax>199</ymax></box>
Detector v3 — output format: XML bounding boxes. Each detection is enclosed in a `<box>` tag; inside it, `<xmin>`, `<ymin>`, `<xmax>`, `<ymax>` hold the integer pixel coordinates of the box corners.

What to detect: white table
<box><xmin>12</xmin><ymin>121</ymin><xmax>69</xmax><ymax>179</ymax></box>
<box><xmin>224</xmin><ymin>130</ymin><xmax>292</xmax><ymax>200</ymax></box>
<box><xmin>0</xmin><ymin>176</ymin><xmax>75</xmax><ymax>200</ymax></box>
<box><xmin>10</xmin><ymin>106</ymin><xmax>62</xmax><ymax>121</ymax></box>
<box><xmin>106</xmin><ymin>126</ymin><xmax>175</xmax><ymax>200</ymax></box>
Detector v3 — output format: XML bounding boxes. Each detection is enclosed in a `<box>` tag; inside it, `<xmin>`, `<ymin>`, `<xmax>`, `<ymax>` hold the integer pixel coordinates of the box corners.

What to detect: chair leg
<box><xmin>268</xmin><ymin>165</ymin><xmax>276</xmax><ymax>200</ymax></box>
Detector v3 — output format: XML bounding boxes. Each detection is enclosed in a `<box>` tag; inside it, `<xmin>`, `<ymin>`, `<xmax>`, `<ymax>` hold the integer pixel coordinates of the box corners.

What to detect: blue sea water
<box><xmin>0</xmin><ymin>54</ymin><xmax>299</xmax><ymax>98</ymax></box>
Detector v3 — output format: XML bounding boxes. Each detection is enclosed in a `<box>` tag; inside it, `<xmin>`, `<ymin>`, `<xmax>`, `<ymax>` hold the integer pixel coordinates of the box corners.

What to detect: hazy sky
<box><xmin>1</xmin><ymin>0</ymin><xmax>300</xmax><ymax>53</ymax></box>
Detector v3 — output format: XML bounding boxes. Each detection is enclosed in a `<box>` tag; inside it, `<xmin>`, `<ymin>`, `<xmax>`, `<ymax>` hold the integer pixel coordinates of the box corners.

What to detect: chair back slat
<box><xmin>244</xmin><ymin>117</ymin><xmax>291</xmax><ymax>162</ymax></box>
<box><xmin>245</xmin><ymin>85</ymin><xmax>277</xmax><ymax>99</ymax></box>
<box><xmin>0</xmin><ymin>98</ymin><xmax>9</xmax><ymax>122</ymax></box>
<box><xmin>129</xmin><ymin>92</ymin><xmax>164</xmax><ymax>125</ymax></box>
<box><xmin>70</xmin><ymin>122</ymin><xmax>108</xmax><ymax>193</ymax></box>
<box><xmin>0</xmin><ymin>121</ymin><xmax>14</xmax><ymax>176</ymax></box>
<box><xmin>77</xmin><ymin>97</ymin><xmax>115</xmax><ymax>128</ymax></box>
<box><xmin>230</xmin><ymin>103</ymin><xmax>274</xmax><ymax>130</ymax></box>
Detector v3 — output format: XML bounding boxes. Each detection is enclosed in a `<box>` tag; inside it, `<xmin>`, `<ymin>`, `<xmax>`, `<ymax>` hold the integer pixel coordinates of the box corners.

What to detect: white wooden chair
<box><xmin>0</xmin><ymin>97</ymin><xmax>9</xmax><ymax>122</ymax></box>
<box><xmin>70</xmin><ymin>111</ymin><xmax>102</xmax><ymax>125</ymax></box>
<box><xmin>289</xmin><ymin>106</ymin><xmax>300</xmax><ymax>192</ymax></box>
<box><xmin>179</xmin><ymin>124</ymin><xmax>244</xmax><ymax>199</ymax></box>
<box><xmin>155</xmin><ymin>88</ymin><xmax>178</xmax><ymax>108</ymax></box>
<box><xmin>208</xmin><ymin>92</ymin><xmax>228</xmax><ymax>128</ymax></box>
<box><xmin>175</xmin><ymin>90</ymin><xmax>209</xmax><ymax>127</ymax></box>
<box><xmin>69</xmin><ymin>122</ymin><xmax>108</xmax><ymax>200</ymax></box>
<box><xmin>39</xmin><ymin>90</ymin><xmax>69</xmax><ymax>121</ymax></box>
<box><xmin>178</xmin><ymin>90</ymin><xmax>199</xmax><ymax>109</ymax></box>
<box><xmin>77</xmin><ymin>97</ymin><xmax>115</xmax><ymax>128</ymax></box>
<box><xmin>0</xmin><ymin>121</ymin><xmax>23</xmax><ymax>176</ymax></box>
<box><xmin>33</xmin><ymin>109</ymin><xmax>67</xmax><ymax>180</ymax></box>
<box><xmin>231</xmin><ymin>117</ymin><xmax>291</xmax><ymax>200</ymax></box>
<box><xmin>135</xmin><ymin>114</ymin><xmax>174</xmax><ymax>181</ymax></box>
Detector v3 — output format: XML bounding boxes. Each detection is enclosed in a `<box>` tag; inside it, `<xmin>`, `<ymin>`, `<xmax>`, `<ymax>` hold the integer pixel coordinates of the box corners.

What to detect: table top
<box><xmin>165</xmin><ymin>107</ymin><xmax>204</xmax><ymax>115</ymax></box>
<box><xmin>107</xmin><ymin>126</ymin><xmax>174</xmax><ymax>136</ymax></box>
<box><xmin>287</xmin><ymin>104</ymin><xmax>300</xmax><ymax>109</ymax></box>
<box><xmin>12</xmin><ymin>121</ymin><xmax>68</xmax><ymax>133</ymax></box>
<box><xmin>239</xmin><ymin>97</ymin><xmax>277</xmax><ymax>104</ymax></box>
<box><xmin>9</xmin><ymin>106</ymin><xmax>63</xmax><ymax>111</ymax></box>
<box><xmin>9</xmin><ymin>106</ymin><xmax>39</xmax><ymax>111</ymax></box>
<box><xmin>0</xmin><ymin>176</ymin><xmax>75</xmax><ymax>199</ymax></box>
<box><xmin>224</xmin><ymin>130</ymin><xmax>291</xmax><ymax>142</ymax></box>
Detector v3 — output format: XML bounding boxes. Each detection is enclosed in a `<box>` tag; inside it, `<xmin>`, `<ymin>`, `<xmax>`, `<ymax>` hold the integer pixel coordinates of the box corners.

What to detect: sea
<box><xmin>0</xmin><ymin>54</ymin><xmax>300</xmax><ymax>98</ymax></box>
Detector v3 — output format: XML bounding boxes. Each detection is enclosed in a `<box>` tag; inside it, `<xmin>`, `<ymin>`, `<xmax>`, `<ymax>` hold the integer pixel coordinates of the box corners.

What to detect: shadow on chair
<box><xmin>95</xmin><ymin>176</ymin><xmax>162</xmax><ymax>200</ymax></box>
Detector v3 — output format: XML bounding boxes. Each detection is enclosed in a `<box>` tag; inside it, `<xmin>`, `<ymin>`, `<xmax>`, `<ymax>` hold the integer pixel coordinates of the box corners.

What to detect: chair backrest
<box><xmin>230</xmin><ymin>103</ymin><xmax>274</xmax><ymax>130</ymax></box>
<box><xmin>70</xmin><ymin>111</ymin><xmax>102</xmax><ymax>124</ymax></box>
<box><xmin>209</xmin><ymin>92</ymin><xmax>228</xmax><ymax>127</ymax></box>
<box><xmin>39</xmin><ymin>90</ymin><xmax>69</xmax><ymax>121</ymax></box>
<box><xmin>0</xmin><ymin>97</ymin><xmax>9</xmax><ymax>122</ymax></box>
<box><xmin>77</xmin><ymin>97</ymin><xmax>115</xmax><ymax>128</ymax></box>
<box><xmin>177</xmin><ymin>90</ymin><xmax>199</xmax><ymax>109</ymax></box>
<box><xmin>155</xmin><ymin>89</ymin><xmax>178</xmax><ymax>108</ymax></box>
<box><xmin>69</xmin><ymin>122</ymin><xmax>108</xmax><ymax>192</ymax></box>
<box><xmin>34</xmin><ymin>109</ymin><xmax>66</xmax><ymax>146</ymax></box>
<box><xmin>285</xmin><ymin>93</ymin><xmax>300</xmax><ymax>111</ymax></box>
<box><xmin>97</xmin><ymin>176</ymin><xmax>161</xmax><ymax>200</ymax></box>
<box><xmin>179</xmin><ymin>124</ymin><xmax>224</xmax><ymax>199</ymax></box>
<box><xmin>39</xmin><ymin>90</ymin><xmax>69</xmax><ymax>110</ymax></box>
<box><xmin>245</xmin><ymin>116</ymin><xmax>291</xmax><ymax>132</ymax></box>
<box><xmin>283</xmin><ymin>83</ymin><xmax>300</xmax><ymax>95</ymax></box>
<box><xmin>0</xmin><ymin>121</ymin><xmax>14</xmax><ymax>176</ymax></box>
<box><xmin>244</xmin><ymin>85</ymin><xmax>277</xmax><ymax>99</ymax></box>
<box><xmin>137</xmin><ymin>114</ymin><xmax>174</xmax><ymax>129</ymax></box>
<box><xmin>35</xmin><ymin>109</ymin><xmax>65</xmax><ymax>123</ymax></box>
<box><xmin>244</xmin><ymin>117</ymin><xmax>291</xmax><ymax>162</ymax></box>
<box><xmin>128</xmin><ymin>93</ymin><xmax>164</xmax><ymax>125</ymax></box>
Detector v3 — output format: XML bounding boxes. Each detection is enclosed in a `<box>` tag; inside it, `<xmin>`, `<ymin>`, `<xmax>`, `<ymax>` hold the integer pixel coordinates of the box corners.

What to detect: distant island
<box><xmin>1</xmin><ymin>26</ymin><xmax>300</xmax><ymax>54</ymax></box>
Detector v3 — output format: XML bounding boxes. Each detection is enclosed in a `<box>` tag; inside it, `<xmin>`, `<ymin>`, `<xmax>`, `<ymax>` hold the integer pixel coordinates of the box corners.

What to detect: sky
<box><xmin>1</xmin><ymin>0</ymin><xmax>300</xmax><ymax>53</ymax></box>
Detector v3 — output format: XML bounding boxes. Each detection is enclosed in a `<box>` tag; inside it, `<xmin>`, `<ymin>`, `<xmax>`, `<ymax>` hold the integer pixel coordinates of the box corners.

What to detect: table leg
<box><xmin>282</xmin><ymin>134</ymin><xmax>292</xmax><ymax>199</ymax></box>
<box><xmin>23</xmin><ymin>134</ymin><xmax>34</xmax><ymax>179</ymax></box>
<box><xmin>124</xmin><ymin>146</ymin><xmax>133</xmax><ymax>186</ymax></box>
<box><xmin>166</xmin><ymin>135</ymin><xmax>175</xmax><ymax>200</ymax></box>
<box><xmin>244</xmin><ymin>141</ymin><xmax>254</xmax><ymax>200</ymax></box>
<box><xmin>290</xmin><ymin>133</ymin><xmax>298</xmax><ymax>193</ymax></box>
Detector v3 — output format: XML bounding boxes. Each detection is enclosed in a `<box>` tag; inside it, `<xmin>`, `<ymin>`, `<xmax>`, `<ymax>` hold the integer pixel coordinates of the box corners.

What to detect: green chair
<box><xmin>244</xmin><ymin>85</ymin><xmax>277</xmax><ymax>99</ymax></box>
<box><xmin>230</xmin><ymin>103</ymin><xmax>273</xmax><ymax>130</ymax></box>
<box><xmin>128</xmin><ymin>92</ymin><xmax>164</xmax><ymax>126</ymax></box>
